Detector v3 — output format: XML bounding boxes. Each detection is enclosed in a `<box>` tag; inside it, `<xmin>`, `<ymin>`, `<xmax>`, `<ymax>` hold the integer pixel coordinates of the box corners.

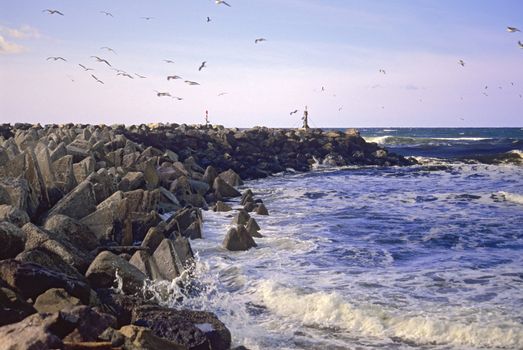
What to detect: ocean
<box><xmin>153</xmin><ymin>128</ymin><xmax>523</xmax><ymax>349</ymax></box>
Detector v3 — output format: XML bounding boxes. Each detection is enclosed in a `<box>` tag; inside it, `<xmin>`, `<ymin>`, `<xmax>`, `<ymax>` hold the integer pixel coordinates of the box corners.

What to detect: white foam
<box><xmin>508</xmin><ymin>149</ymin><xmax>523</xmax><ymax>158</ymax></box>
<box><xmin>498</xmin><ymin>191</ymin><xmax>523</xmax><ymax>205</ymax></box>
<box><xmin>363</xmin><ymin>135</ymin><xmax>392</xmax><ymax>144</ymax></box>
<box><xmin>256</xmin><ymin>280</ymin><xmax>523</xmax><ymax>348</ymax></box>
<box><xmin>195</xmin><ymin>323</ymin><xmax>215</xmax><ymax>333</ymax></box>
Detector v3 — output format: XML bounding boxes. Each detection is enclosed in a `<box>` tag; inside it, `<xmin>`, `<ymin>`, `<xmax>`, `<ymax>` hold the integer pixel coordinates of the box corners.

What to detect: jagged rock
<box><xmin>49</xmin><ymin>142</ymin><xmax>67</xmax><ymax>162</ymax></box>
<box><xmin>141</xmin><ymin>226</ymin><xmax>166</xmax><ymax>252</ymax></box>
<box><xmin>0</xmin><ymin>221</ymin><xmax>26</xmax><ymax>259</ymax></box>
<box><xmin>96</xmin><ymin>289</ymin><xmax>152</xmax><ymax>327</ymax></box>
<box><xmin>45</xmin><ymin>181</ymin><xmax>98</xmax><ymax>220</ymax></box>
<box><xmin>43</xmin><ymin>214</ymin><xmax>99</xmax><ymax>252</ymax></box>
<box><xmin>85</xmin><ymin>251</ymin><xmax>147</xmax><ymax>295</ymax></box>
<box><xmin>213</xmin><ymin>201</ymin><xmax>232</xmax><ymax>212</ymax></box>
<box><xmin>202</xmin><ymin>165</ymin><xmax>218</xmax><ymax>186</ymax></box>
<box><xmin>0</xmin><ymin>312</ymin><xmax>64</xmax><ymax>350</ymax></box>
<box><xmin>245</xmin><ymin>217</ymin><xmax>263</xmax><ymax>238</ymax></box>
<box><xmin>243</xmin><ymin>201</ymin><xmax>255</xmax><ymax>212</ymax></box>
<box><xmin>183</xmin><ymin>221</ymin><xmax>202</xmax><ymax>239</ymax></box>
<box><xmin>0</xmin><ymin>286</ymin><xmax>36</xmax><ymax>327</ymax></box>
<box><xmin>131</xmin><ymin>305</ymin><xmax>231</xmax><ymax>350</ymax></box>
<box><xmin>231</xmin><ymin>210</ymin><xmax>250</xmax><ymax>225</ymax></box>
<box><xmin>213</xmin><ymin>176</ymin><xmax>241</xmax><ymax>199</ymax></box>
<box><xmin>144</xmin><ymin>160</ymin><xmax>160</xmax><ymax>190</ymax></box>
<box><xmin>33</xmin><ymin>288</ymin><xmax>82</xmax><ymax>313</ymax></box>
<box><xmin>118</xmin><ymin>171</ymin><xmax>145</xmax><ymax>191</ymax></box>
<box><xmin>118</xmin><ymin>325</ymin><xmax>186</xmax><ymax>350</ymax></box>
<box><xmin>73</xmin><ymin>155</ymin><xmax>96</xmax><ymax>183</ymax></box>
<box><xmin>52</xmin><ymin>154</ymin><xmax>77</xmax><ymax>194</ymax></box>
<box><xmin>15</xmin><ymin>248</ymin><xmax>85</xmax><ymax>280</ymax></box>
<box><xmin>169</xmin><ymin>207</ymin><xmax>202</xmax><ymax>234</ymax></box>
<box><xmin>61</xmin><ymin>305</ymin><xmax>117</xmax><ymax>343</ymax></box>
<box><xmin>0</xmin><ymin>204</ymin><xmax>29</xmax><ymax>227</ymax></box>
<box><xmin>218</xmin><ymin>169</ymin><xmax>244</xmax><ymax>187</ymax></box>
<box><xmin>0</xmin><ymin>259</ymin><xmax>91</xmax><ymax>303</ymax></box>
<box><xmin>255</xmin><ymin>203</ymin><xmax>269</xmax><ymax>215</ymax></box>
<box><xmin>66</xmin><ymin>138</ymin><xmax>92</xmax><ymax>162</ymax></box>
<box><xmin>129</xmin><ymin>250</ymin><xmax>158</xmax><ymax>280</ymax></box>
<box><xmin>222</xmin><ymin>225</ymin><xmax>257</xmax><ymax>251</ymax></box>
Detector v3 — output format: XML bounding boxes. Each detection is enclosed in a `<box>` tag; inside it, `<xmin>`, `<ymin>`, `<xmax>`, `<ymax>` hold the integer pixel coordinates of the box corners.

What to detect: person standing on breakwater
<box><xmin>205</xmin><ymin>110</ymin><xmax>209</xmax><ymax>126</ymax></box>
<box><xmin>302</xmin><ymin>106</ymin><xmax>310</xmax><ymax>129</ymax></box>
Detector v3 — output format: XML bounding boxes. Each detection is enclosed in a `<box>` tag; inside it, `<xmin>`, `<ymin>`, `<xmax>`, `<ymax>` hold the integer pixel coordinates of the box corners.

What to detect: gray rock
<box><xmin>213</xmin><ymin>176</ymin><xmax>241</xmax><ymax>199</ymax></box>
<box><xmin>119</xmin><ymin>171</ymin><xmax>145</xmax><ymax>191</ymax></box>
<box><xmin>0</xmin><ymin>221</ymin><xmax>26</xmax><ymax>259</ymax></box>
<box><xmin>141</xmin><ymin>226</ymin><xmax>166</xmax><ymax>252</ymax></box>
<box><xmin>213</xmin><ymin>201</ymin><xmax>232</xmax><ymax>212</ymax></box>
<box><xmin>15</xmin><ymin>247</ymin><xmax>85</xmax><ymax>280</ymax></box>
<box><xmin>0</xmin><ymin>204</ymin><xmax>30</xmax><ymax>227</ymax></box>
<box><xmin>45</xmin><ymin>180</ymin><xmax>97</xmax><ymax>220</ymax></box>
<box><xmin>118</xmin><ymin>325</ymin><xmax>186</xmax><ymax>350</ymax></box>
<box><xmin>203</xmin><ymin>165</ymin><xmax>218</xmax><ymax>186</ymax></box>
<box><xmin>66</xmin><ymin>138</ymin><xmax>92</xmax><ymax>162</ymax></box>
<box><xmin>223</xmin><ymin>225</ymin><xmax>257</xmax><ymax>251</ymax></box>
<box><xmin>218</xmin><ymin>169</ymin><xmax>244</xmax><ymax>187</ymax></box>
<box><xmin>183</xmin><ymin>221</ymin><xmax>202</xmax><ymax>239</ymax></box>
<box><xmin>73</xmin><ymin>155</ymin><xmax>96</xmax><ymax>183</ymax></box>
<box><xmin>52</xmin><ymin>154</ymin><xmax>77</xmax><ymax>194</ymax></box>
<box><xmin>245</xmin><ymin>217</ymin><xmax>263</xmax><ymax>238</ymax></box>
<box><xmin>152</xmin><ymin>239</ymin><xmax>182</xmax><ymax>281</ymax></box>
<box><xmin>49</xmin><ymin>142</ymin><xmax>67</xmax><ymax>162</ymax></box>
<box><xmin>255</xmin><ymin>203</ymin><xmax>269</xmax><ymax>215</ymax></box>
<box><xmin>232</xmin><ymin>210</ymin><xmax>250</xmax><ymax>226</ymax></box>
<box><xmin>33</xmin><ymin>288</ymin><xmax>82</xmax><ymax>313</ymax></box>
<box><xmin>43</xmin><ymin>214</ymin><xmax>99</xmax><ymax>252</ymax></box>
<box><xmin>0</xmin><ymin>312</ymin><xmax>63</xmax><ymax>350</ymax></box>
<box><xmin>61</xmin><ymin>305</ymin><xmax>117</xmax><ymax>343</ymax></box>
<box><xmin>85</xmin><ymin>251</ymin><xmax>147</xmax><ymax>295</ymax></box>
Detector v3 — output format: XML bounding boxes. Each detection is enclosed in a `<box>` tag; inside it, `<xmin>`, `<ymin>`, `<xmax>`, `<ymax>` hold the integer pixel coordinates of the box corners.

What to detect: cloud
<box><xmin>0</xmin><ymin>25</ymin><xmax>41</xmax><ymax>39</ymax></box>
<box><xmin>0</xmin><ymin>35</ymin><xmax>26</xmax><ymax>54</ymax></box>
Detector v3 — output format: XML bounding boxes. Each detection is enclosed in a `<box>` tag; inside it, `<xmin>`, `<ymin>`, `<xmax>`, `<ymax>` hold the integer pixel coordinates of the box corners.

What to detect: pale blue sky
<box><xmin>1</xmin><ymin>0</ymin><xmax>522</xmax><ymax>127</ymax></box>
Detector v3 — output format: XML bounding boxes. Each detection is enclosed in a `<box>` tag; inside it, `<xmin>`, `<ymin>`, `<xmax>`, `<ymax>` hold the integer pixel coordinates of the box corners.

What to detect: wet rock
<box><xmin>0</xmin><ymin>221</ymin><xmax>26</xmax><ymax>259</ymax></box>
<box><xmin>118</xmin><ymin>325</ymin><xmax>186</xmax><ymax>350</ymax></box>
<box><xmin>213</xmin><ymin>176</ymin><xmax>241</xmax><ymax>198</ymax></box>
<box><xmin>0</xmin><ymin>259</ymin><xmax>91</xmax><ymax>303</ymax></box>
<box><xmin>245</xmin><ymin>217</ymin><xmax>262</xmax><ymax>238</ymax></box>
<box><xmin>213</xmin><ymin>201</ymin><xmax>232</xmax><ymax>212</ymax></box>
<box><xmin>183</xmin><ymin>221</ymin><xmax>202</xmax><ymax>239</ymax></box>
<box><xmin>243</xmin><ymin>201</ymin><xmax>255</xmax><ymax>212</ymax></box>
<box><xmin>255</xmin><ymin>203</ymin><xmax>269</xmax><ymax>215</ymax></box>
<box><xmin>132</xmin><ymin>305</ymin><xmax>231</xmax><ymax>350</ymax></box>
<box><xmin>223</xmin><ymin>225</ymin><xmax>257</xmax><ymax>251</ymax></box>
<box><xmin>231</xmin><ymin>210</ymin><xmax>250</xmax><ymax>226</ymax></box>
<box><xmin>96</xmin><ymin>289</ymin><xmax>152</xmax><ymax>327</ymax></box>
<box><xmin>34</xmin><ymin>288</ymin><xmax>82</xmax><ymax>313</ymax></box>
<box><xmin>61</xmin><ymin>305</ymin><xmax>117</xmax><ymax>343</ymax></box>
<box><xmin>141</xmin><ymin>225</ymin><xmax>166</xmax><ymax>252</ymax></box>
<box><xmin>202</xmin><ymin>165</ymin><xmax>218</xmax><ymax>186</ymax></box>
<box><xmin>218</xmin><ymin>169</ymin><xmax>243</xmax><ymax>187</ymax></box>
<box><xmin>0</xmin><ymin>286</ymin><xmax>36</xmax><ymax>327</ymax></box>
<box><xmin>85</xmin><ymin>251</ymin><xmax>147</xmax><ymax>295</ymax></box>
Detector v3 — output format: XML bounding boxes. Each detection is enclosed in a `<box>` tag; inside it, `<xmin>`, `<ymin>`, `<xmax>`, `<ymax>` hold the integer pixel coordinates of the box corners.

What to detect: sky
<box><xmin>0</xmin><ymin>0</ymin><xmax>522</xmax><ymax>127</ymax></box>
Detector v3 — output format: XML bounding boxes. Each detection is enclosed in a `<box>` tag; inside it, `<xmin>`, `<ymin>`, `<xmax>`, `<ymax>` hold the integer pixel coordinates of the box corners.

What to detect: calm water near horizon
<box><xmin>154</xmin><ymin>128</ymin><xmax>523</xmax><ymax>349</ymax></box>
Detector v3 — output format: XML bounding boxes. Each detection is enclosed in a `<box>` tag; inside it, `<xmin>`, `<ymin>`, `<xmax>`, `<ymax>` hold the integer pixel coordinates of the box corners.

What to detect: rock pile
<box><xmin>0</xmin><ymin>123</ymin><xmax>411</xmax><ymax>349</ymax></box>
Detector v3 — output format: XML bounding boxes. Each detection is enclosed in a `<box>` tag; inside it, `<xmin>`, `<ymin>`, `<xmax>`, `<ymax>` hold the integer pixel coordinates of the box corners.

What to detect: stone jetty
<box><xmin>0</xmin><ymin>122</ymin><xmax>412</xmax><ymax>349</ymax></box>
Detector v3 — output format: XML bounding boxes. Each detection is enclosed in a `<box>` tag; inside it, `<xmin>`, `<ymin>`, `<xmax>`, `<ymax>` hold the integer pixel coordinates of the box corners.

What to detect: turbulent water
<box><xmin>157</xmin><ymin>128</ymin><xmax>523</xmax><ymax>349</ymax></box>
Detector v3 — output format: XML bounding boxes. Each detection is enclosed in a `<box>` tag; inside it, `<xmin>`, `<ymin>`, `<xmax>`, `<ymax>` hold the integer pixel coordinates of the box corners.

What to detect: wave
<box><xmin>256</xmin><ymin>280</ymin><xmax>523</xmax><ymax>348</ymax></box>
<box><xmin>364</xmin><ymin>135</ymin><xmax>492</xmax><ymax>146</ymax></box>
<box><xmin>461</xmin><ymin>150</ymin><xmax>523</xmax><ymax>165</ymax></box>
<box><xmin>497</xmin><ymin>191</ymin><xmax>523</xmax><ymax>205</ymax></box>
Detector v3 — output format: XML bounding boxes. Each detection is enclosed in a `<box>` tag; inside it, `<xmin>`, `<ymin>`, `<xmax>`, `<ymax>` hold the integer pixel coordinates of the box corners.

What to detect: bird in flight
<box><xmin>338</xmin><ymin>106</ymin><xmax>343</xmax><ymax>112</ymax></box>
<box><xmin>482</xmin><ymin>92</ymin><xmax>488</xmax><ymax>97</ymax></box>
<box><xmin>117</xmin><ymin>72</ymin><xmax>134</xmax><ymax>79</ymax></box>
<box><xmin>507</xmin><ymin>26</ymin><xmax>521</xmax><ymax>32</ymax></box>
<box><xmin>134</xmin><ymin>73</ymin><xmax>147</xmax><ymax>79</ymax></box>
<box><xmin>141</xmin><ymin>17</ymin><xmax>154</xmax><ymax>20</ymax></box>
<box><xmin>100</xmin><ymin>11</ymin><xmax>113</xmax><ymax>17</ymax></box>
<box><xmin>91</xmin><ymin>56</ymin><xmax>111</xmax><ymax>66</ymax></box>
<box><xmin>198</xmin><ymin>61</ymin><xmax>207</xmax><ymax>71</ymax></box>
<box><xmin>289</xmin><ymin>109</ymin><xmax>298</xmax><ymax>115</ymax></box>
<box><xmin>218</xmin><ymin>92</ymin><xmax>228</xmax><ymax>96</ymax></box>
<box><xmin>154</xmin><ymin>90</ymin><xmax>172</xmax><ymax>97</ymax></box>
<box><xmin>458</xmin><ymin>59</ymin><xmax>465</xmax><ymax>67</ymax></box>
<box><xmin>207</xmin><ymin>17</ymin><xmax>212</xmax><ymax>22</ymax></box>
<box><xmin>91</xmin><ymin>74</ymin><xmax>104</xmax><ymax>84</ymax></box>
<box><xmin>101</xmin><ymin>47</ymin><xmax>117</xmax><ymax>54</ymax></box>
<box><xmin>321</xmin><ymin>86</ymin><xmax>325</xmax><ymax>92</ymax></box>
<box><xmin>78</xmin><ymin>64</ymin><xmax>93</xmax><ymax>71</ymax></box>
<box><xmin>518</xmin><ymin>41</ymin><xmax>523</xmax><ymax>49</ymax></box>
<box><xmin>47</xmin><ymin>56</ymin><xmax>66</xmax><ymax>61</ymax></box>
<box><xmin>164</xmin><ymin>59</ymin><xmax>175</xmax><ymax>64</ymax></box>
<box><xmin>379</xmin><ymin>69</ymin><xmax>386</xmax><ymax>74</ymax></box>
<box><xmin>172</xmin><ymin>96</ymin><xmax>183</xmax><ymax>101</ymax></box>
<box><xmin>215</xmin><ymin>0</ymin><xmax>231</xmax><ymax>7</ymax></box>
<box><xmin>167</xmin><ymin>75</ymin><xmax>183</xmax><ymax>80</ymax></box>
<box><xmin>185</xmin><ymin>80</ymin><xmax>200</xmax><ymax>86</ymax></box>
<box><xmin>255</xmin><ymin>38</ymin><xmax>267</xmax><ymax>44</ymax></box>
<box><xmin>43</xmin><ymin>9</ymin><xmax>64</xmax><ymax>16</ymax></box>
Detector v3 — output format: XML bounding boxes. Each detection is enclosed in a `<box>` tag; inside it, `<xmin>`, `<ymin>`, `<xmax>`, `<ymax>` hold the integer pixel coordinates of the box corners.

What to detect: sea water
<box><xmin>157</xmin><ymin>128</ymin><xmax>523</xmax><ymax>349</ymax></box>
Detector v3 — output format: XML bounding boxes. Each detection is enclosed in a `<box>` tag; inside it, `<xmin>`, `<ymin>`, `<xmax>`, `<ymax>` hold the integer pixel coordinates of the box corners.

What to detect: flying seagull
<box><xmin>91</xmin><ymin>56</ymin><xmax>111</xmax><ymax>66</ymax></box>
<box><xmin>172</xmin><ymin>96</ymin><xmax>183</xmax><ymax>101</ymax></box>
<box><xmin>43</xmin><ymin>9</ymin><xmax>64</xmax><ymax>15</ymax></box>
<box><xmin>141</xmin><ymin>17</ymin><xmax>154</xmax><ymax>20</ymax></box>
<box><xmin>518</xmin><ymin>41</ymin><xmax>523</xmax><ymax>49</ymax></box>
<box><xmin>218</xmin><ymin>92</ymin><xmax>228</xmax><ymax>96</ymax></box>
<box><xmin>134</xmin><ymin>73</ymin><xmax>147</xmax><ymax>79</ymax></box>
<box><xmin>458</xmin><ymin>59</ymin><xmax>465</xmax><ymax>67</ymax></box>
<box><xmin>117</xmin><ymin>72</ymin><xmax>134</xmax><ymax>79</ymax></box>
<box><xmin>101</xmin><ymin>47</ymin><xmax>117</xmax><ymax>54</ymax></box>
<box><xmin>207</xmin><ymin>17</ymin><xmax>211</xmax><ymax>22</ymax></box>
<box><xmin>198</xmin><ymin>61</ymin><xmax>207</xmax><ymax>71</ymax></box>
<box><xmin>91</xmin><ymin>74</ymin><xmax>104</xmax><ymax>84</ymax></box>
<box><xmin>185</xmin><ymin>80</ymin><xmax>200</xmax><ymax>86</ymax></box>
<box><xmin>507</xmin><ymin>26</ymin><xmax>521</xmax><ymax>33</ymax></box>
<box><xmin>154</xmin><ymin>90</ymin><xmax>171</xmax><ymax>97</ymax></box>
<box><xmin>79</xmin><ymin>64</ymin><xmax>93</xmax><ymax>71</ymax></box>
<box><xmin>47</xmin><ymin>56</ymin><xmax>66</xmax><ymax>61</ymax></box>
<box><xmin>215</xmin><ymin>0</ymin><xmax>231</xmax><ymax>7</ymax></box>
<box><xmin>289</xmin><ymin>109</ymin><xmax>298</xmax><ymax>115</ymax></box>
<box><xmin>254</xmin><ymin>38</ymin><xmax>267</xmax><ymax>44</ymax></box>
<box><xmin>379</xmin><ymin>69</ymin><xmax>386</xmax><ymax>74</ymax></box>
<box><xmin>164</xmin><ymin>59</ymin><xmax>175</xmax><ymax>64</ymax></box>
<box><xmin>167</xmin><ymin>75</ymin><xmax>182</xmax><ymax>80</ymax></box>
<box><xmin>338</xmin><ymin>106</ymin><xmax>343</xmax><ymax>112</ymax></box>
<box><xmin>100</xmin><ymin>11</ymin><xmax>113</xmax><ymax>17</ymax></box>
<box><xmin>321</xmin><ymin>86</ymin><xmax>325</xmax><ymax>92</ymax></box>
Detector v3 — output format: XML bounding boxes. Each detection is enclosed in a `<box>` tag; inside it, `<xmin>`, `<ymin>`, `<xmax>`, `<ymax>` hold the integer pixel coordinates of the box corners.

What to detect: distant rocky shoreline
<box><xmin>0</xmin><ymin>122</ymin><xmax>412</xmax><ymax>349</ymax></box>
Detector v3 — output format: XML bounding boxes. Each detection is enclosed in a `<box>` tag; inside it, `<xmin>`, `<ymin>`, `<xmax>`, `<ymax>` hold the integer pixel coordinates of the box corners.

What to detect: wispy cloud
<box><xmin>0</xmin><ymin>25</ymin><xmax>41</xmax><ymax>39</ymax></box>
<box><xmin>0</xmin><ymin>35</ymin><xmax>26</xmax><ymax>54</ymax></box>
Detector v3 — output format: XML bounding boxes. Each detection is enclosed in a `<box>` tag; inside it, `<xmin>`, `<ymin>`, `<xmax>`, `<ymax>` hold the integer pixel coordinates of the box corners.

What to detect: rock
<box><xmin>231</xmin><ymin>210</ymin><xmax>250</xmax><ymax>225</ymax></box>
<box><xmin>61</xmin><ymin>305</ymin><xmax>117</xmax><ymax>343</ymax></box>
<box><xmin>96</xmin><ymin>289</ymin><xmax>151</xmax><ymax>327</ymax></box>
<box><xmin>213</xmin><ymin>177</ymin><xmax>241</xmax><ymax>198</ymax></box>
<box><xmin>73</xmin><ymin>155</ymin><xmax>96</xmax><ymax>183</ymax></box>
<box><xmin>245</xmin><ymin>217</ymin><xmax>262</xmax><ymax>238</ymax></box>
<box><xmin>141</xmin><ymin>226</ymin><xmax>166</xmax><ymax>252</ymax></box>
<box><xmin>50</xmin><ymin>142</ymin><xmax>67</xmax><ymax>162</ymax></box>
<box><xmin>222</xmin><ymin>225</ymin><xmax>257</xmax><ymax>251</ymax></box>
<box><xmin>52</xmin><ymin>154</ymin><xmax>78</xmax><ymax>194</ymax></box>
<box><xmin>0</xmin><ymin>221</ymin><xmax>26</xmax><ymax>259</ymax></box>
<box><xmin>202</xmin><ymin>165</ymin><xmax>218</xmax><ymax>186</ymax></box>
<box><xmin>152</xmin><ymin>238</ymin><xmax>183</xmax><ymax>281</ymax></box>
<box><xmin>0</xmin><ymin>204</ymin><xmax>30</xmax><ymax>227</ymax></box>
<box><xmin>183</xmin><ymin>221</ymin><xmax>202</xmax><ymax>239</ymax></box>
<box><xmin>243</xmin><ymin>201</ymin><xmax>255</xmax><ymax>212</ymax></box>
<box><xmin>85</xmin><ymin>251</ymin><xmax>147</xmax><ymax>295</ymax></box>
<box><xmin>240</xmin><ymin>189</ymin><xmax>254</xmax><ymax>205</ymax></box>
<box><xmin>132</xmin><ymin>305</ymin><xmax>231</xmax><ymax>350</ymax></box>
<box><xmin>43</xmin><ymin>214</ymin><xmax>99</xmax><ymax>252</ymax></box>
<box><xmin>159</xmin><ymin>186</ymin><xmax>181</xmax><ymax>208</ymax></box>
<box><xmin>0</xmin><ymin>286</ymin><xmax>36</xmax><ymax>327</ymax></box>
<box><xmin>255</xmin><ymin>203</ymin><xmax>269</xmax><ymax>215</ymax></box>
<box><xmin>169</xmin><ymin>207</ymin><xmax>202</xmax><ymax>234</ymax></box>
<box><xmin>46</xmin><ymin>181</ymin><xmax>98</xmax><ymax>220</ymax></box>
<box><xmin>34</xmin><ymin>288</ymin><xmax>82</xmax><ymax>313</ymax></box>
<box><xmin>0</xmin><ymin>259</ymin><xmax>91</xmax><ymax>303</ymax></box>
<box><xmin>66</xmin><ymin>138</ymin><xmax>92</xmax><ymax>162</ymax></box>
<box><xmin>218</xmin><ymin>169</ymin><xmax>244</xmax><ymax>187</ymax></box>
<box><xmin>129</xmin><ymin>250</ymin><xmax>158</xmax><ymax>280</ymax></box>
<box><xmin>15</xmin><ymin>248</ymin><xmax>85</xmax><ymax>281</ymax></box>
<box><xmin>213</xmin><ymin>201</ymin><xmax>232</xmax><ymax>212</ymax></box>
<box><xmin>118</xmin><ymin>171</ymin><xmax>145</xmax><ymax>191</ymax></box>
<box><xmin>118</xmin><ymin>325</ymin><xmax>186</xmax><ymax>350</ymax></box>
<box><xmin>144</xmin><ymin>160</ymin><xmax>160</xmax><ymax>190</ymax></box>
<box><xmin>0</xmin><ymin>312</ymin><xmax>64</xmax><ymax>350</ymax></box>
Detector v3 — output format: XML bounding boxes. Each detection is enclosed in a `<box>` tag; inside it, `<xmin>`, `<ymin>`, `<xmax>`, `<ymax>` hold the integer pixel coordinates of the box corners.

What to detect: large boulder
<box><xmin>132</xmin><ymin>305</ymin><xmax>231</xmax><ymax>350</ymax></box>
<box><xmin>0</xmin><ymin>286</ymin><xmax>36</xmax><ymax>327</ymax></box>
<box><xmin>0</xmin><ymin>221</ymin><xmax>26</xmax><ymax>259</ymax></box>
<box><xmin>0</xmin><ymin>204</ymin><xmax>30</xmax><ymax>227</ymax></box>
<box><xmin>218</xmin><ymin>169</ymin><xmax>244</xmax><ymax>187</ymax></box>
<box><xmin>15</xmin><ymin>247</ymin><xmax>85</xmax><ymax>280</ymax></box>
<box><xmin>43</xmin><ymin>214</ymin><xmax>99</xmax><ymax>252</ymax></box>
<box><xmin>118</xmin><ymin>325</ymin><xmax>186</xmax><ymax>350</ymax></box>
<box><xmin>85</xmin><ymin>251</ymin><xmax>147</xmax><ymax>294</ymax></box>
<box><xmin>45</xmin><ymin>180</ymin><xmax>98</xmax><ymax>220</ymax></box>
<box><xmin>231</xmin><ymin>210</ymin><xmax>250</xmax><ymax>226</ymax></box>
<box><xmin>213</xmin><ymin>177</ymin><xmax>241</xmax><ymax>199</ymax></box>
<box><xmin>245</xmin><ymin>217</ymin><xmax>263</xmax><ymax>238</ymax></box>
<box><xmin>96</xmin><ymin>288</ymin><xmax>152</xmax><ymax>327</ymax></box>
<box><xmin>223</xmin><ymin>225</ymin><xmax>257</xmax><ymax>251</ymax></box>
<box><xmin>33</xmin><ymin>287</ymin><xmax>82</xmax><ymax>313</ymax></box>
<box><xmin>52</xmin><ymin>154</ymin><xmax>77</xmax><ymax>194</ymax></box>
<box><xmin>213</xmin><ymin>201</ymin><xmax>232</xmax><ymax>212</ymax></box>
<box><xmin>119</xmin><ymin>171</ymin><xmax>145</xmax><ymax>191</ymax></box>
<box><xmin>66</xmin><ymin>138</ymin><xmax>92</xmax><ymax>162</ymax></box>
<box><xmin>61</xmin><ymin>305</ymin><xmax>117</xmax><ymax>343</ymax></box>
<box><xmin>0</xmin><ymin>312</ymin><xmax>64</xmax><ymax>350</ymax></box>
<box><xmin>0</xmin><ymin>259</ymin><xmax>91</xmax><ymax>303</ymax></box>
